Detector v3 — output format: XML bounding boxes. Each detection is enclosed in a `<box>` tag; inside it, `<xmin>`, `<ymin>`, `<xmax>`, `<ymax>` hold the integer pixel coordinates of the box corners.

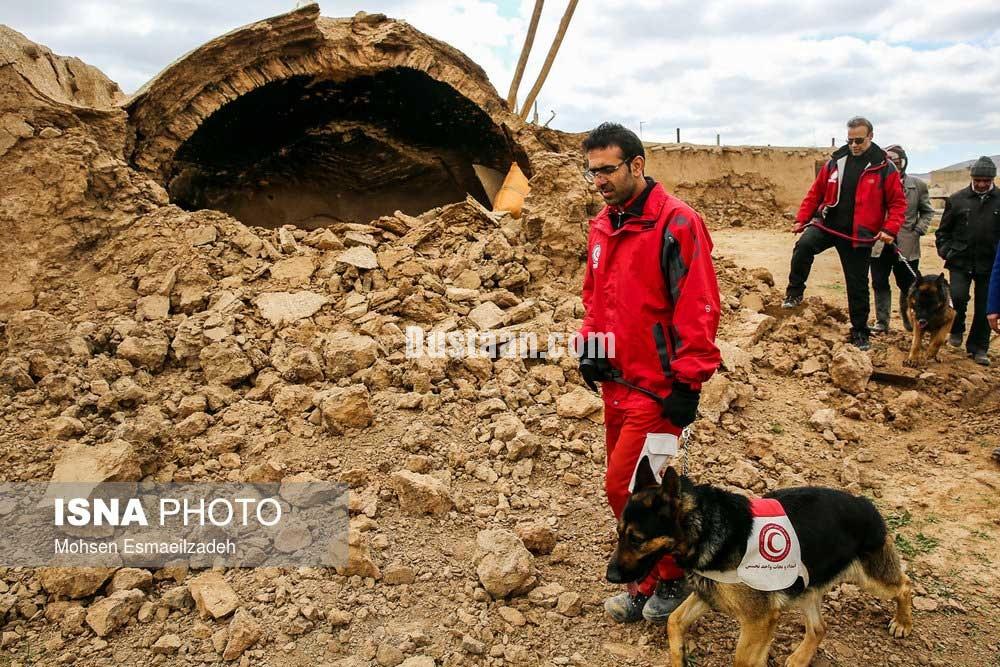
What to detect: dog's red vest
<box><xmin>696</xmin><ymin>498</ymin><xmax>809</xmax><ymax>591</ymax></box>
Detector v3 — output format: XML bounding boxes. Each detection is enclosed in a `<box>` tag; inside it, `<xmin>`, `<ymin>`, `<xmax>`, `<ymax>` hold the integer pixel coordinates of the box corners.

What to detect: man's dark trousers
<box><xmin>949</xmin><ymin>270</ymin><xmax>991</xmax><ymax>354</ymax></box>
<box><xmin>786</xmin><ymin>226</ymin><xmax>872</xmax><ymax>333</ymax></box>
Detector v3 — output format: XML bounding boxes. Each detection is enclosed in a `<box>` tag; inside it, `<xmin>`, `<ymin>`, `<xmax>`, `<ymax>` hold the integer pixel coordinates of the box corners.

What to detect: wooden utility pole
<box><xmin>519</xmin><ymin>0</ymin><xmax>579</xmax><ymax>121</ymax></box>
<box><xmin>506</xmin><ymin>0</ymin><xmax>544</xmax><ymax>109</ymax></box>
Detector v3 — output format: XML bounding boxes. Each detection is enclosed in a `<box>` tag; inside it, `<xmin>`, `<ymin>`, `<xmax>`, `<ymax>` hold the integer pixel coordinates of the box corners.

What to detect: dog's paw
<box><xmin>888</xmin><ymin>618</ymin><xmax>912</xmax><ymax>639</ymax></box>
<box><xmin>902</xmin><ymin>357</ymin><xmax>920</xmax><ymax>368</ymax></box>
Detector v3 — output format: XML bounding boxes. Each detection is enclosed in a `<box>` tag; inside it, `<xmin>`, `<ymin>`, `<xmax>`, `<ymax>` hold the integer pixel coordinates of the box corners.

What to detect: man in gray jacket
<box><xmin>870</xmin><ymin>145</ymin><xmax>934</xmax><ymax>332</ymax></box>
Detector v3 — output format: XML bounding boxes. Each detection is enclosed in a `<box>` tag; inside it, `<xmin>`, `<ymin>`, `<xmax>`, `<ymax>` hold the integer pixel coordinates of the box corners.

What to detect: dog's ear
<box><xmin>937</xmin><ymin>272</ymin><xmax>947</xmax><ymax>285</ymax></box>
<box><xmin>632</xmin><ymin>458</ymin><xmax>659</xmax><ymax>491</ymax></box>
<box><xmin>661</xmin><ymin>466</ymin><xmax>681</xmax><ymax>499</ymax></box>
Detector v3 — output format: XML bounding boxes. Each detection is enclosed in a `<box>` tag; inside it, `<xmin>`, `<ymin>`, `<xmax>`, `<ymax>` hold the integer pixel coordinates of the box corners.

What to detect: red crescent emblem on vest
<box><xmin>759</xmin><ymin>523</ymin><xmax>791</xmax><ymax>563</ymax></box>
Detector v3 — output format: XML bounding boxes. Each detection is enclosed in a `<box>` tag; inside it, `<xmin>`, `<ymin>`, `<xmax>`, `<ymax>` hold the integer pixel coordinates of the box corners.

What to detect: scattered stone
<box><xmin>829</xmin><ymin>346</ymin><xmax>873</xmax><ymax>395</ymax></box>
<box><xmin>189</xmin><ymin>572</ymin><xmax>239</xmax><ymax>619</ymax></box>
<box><xmin>151</xmin><ymin>634</ymin><xmax>182</xmax><ymax>655</ymax></box>
<box><xmin>337</xmin><ymin>246</ymin><xmax>378</xmax><ymax>270</ymax></box>
<box><xmin>322</xmin><ymin>332</ymin><xmax>378</xmax><ymax>379</ymax></box>
<box><xmin>556</xmin><ymin>591</ymin><xmax>583</xmax><ymax>617</ymax></box>
<box><xmin>468</xmin><ymin>302</ymin><xmax>505</xmax><ymax>330</ymax></box>
<box><xmin>390</xmin><ymin>471</ymin><xmax>453</xmax><ymax>515</ymax></box>
<box><xmin>555</xmin><ymin>385</ymin><xmax>603</xmax><ymax>420</ymax></box>
<box><xmin>515</xmin><ymin>521</ymin><xmax>557</xmax><ymax>555</ymax></box>
<box><xmin>255</xmin><ymin>291</ymin><xmax>327</xmax><ymax>326</ymax></box>
<box><xmin>475</xmin><ymin>529</ymin><xmax>535</xmax><ymax>598</ymax></box>
<box><xmin>39</xmin><ymin>567</ymin><xmax>118</xmax><ymax>599</ymax></box>
<box><xmin>279</xmin><ymin>472</ymin><xmax>343</xmax><ymax>507</ymax></box>
<box><xmin>50</xmin><ymin>440</ymin><xmax>141</xmax><ymax>485</ymax></box>
<box><xmin>317</xmin><ymin>385</ymin><xmax>373</xmax><ymax>433</ymax></box>
<box><xmin>270</xmin><ymin>256</ymin><xmax>315</xmax><ymax>284</ymax></box>
<box><xmin>108</xmin><ymin>568</ymin><xmax>153</xmax><ymax>594</ymax></box>
<box><xmin>86</xmin><ymin>589</ymin><xmax>145</xmax><ymax>637</ymax></box>
<box><xmin>117</xmin><ymin>334</ymin><xmax>169</xmax><ymax>370</ymax></box>
<box><xmin>199</xmin><ymin>342</ymin><xmax>255</xmax><ymax>385</ymax></box>
<box><xmin>223</xmin><ymin>608</ymin><xmax>263</xmax><ymax>660</ymax></box>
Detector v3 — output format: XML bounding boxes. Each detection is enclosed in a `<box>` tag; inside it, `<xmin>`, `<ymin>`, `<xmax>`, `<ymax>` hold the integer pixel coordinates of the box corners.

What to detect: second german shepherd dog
<box><xmin>904</xmin><ymin>273</ymin><xmax>956</xmax><ymax>367</ymax></box>
<box><xmin>607</xmin><ymin>468</ymin><xmax>912</xmax><ymax>667</ymax></box>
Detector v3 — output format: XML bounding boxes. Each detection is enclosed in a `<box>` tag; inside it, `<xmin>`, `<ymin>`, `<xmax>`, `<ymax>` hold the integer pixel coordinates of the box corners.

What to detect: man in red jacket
<box><xmin>782</xmin><ymin>116</ymin><xmax>906</xmax><ymax>350</ymax></box>
<box><xmin>577</xmin><ymin>123</ymin><xmax>721</xmax><ymax>624</ymax></box>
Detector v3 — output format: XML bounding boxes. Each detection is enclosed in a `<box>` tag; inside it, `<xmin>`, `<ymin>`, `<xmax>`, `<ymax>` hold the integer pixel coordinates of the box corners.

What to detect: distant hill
<box><xmin>935</xmin><ymin>154</ymin><xmax>1000</xmax><ymax>172</ymax></box>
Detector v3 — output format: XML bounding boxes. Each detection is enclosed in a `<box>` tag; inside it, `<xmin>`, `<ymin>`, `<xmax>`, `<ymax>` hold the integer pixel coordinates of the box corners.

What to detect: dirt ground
<box><xmin>713</xmin><ymin>227</ymin><xmax>947</xmax><ymax>308</ymax></box>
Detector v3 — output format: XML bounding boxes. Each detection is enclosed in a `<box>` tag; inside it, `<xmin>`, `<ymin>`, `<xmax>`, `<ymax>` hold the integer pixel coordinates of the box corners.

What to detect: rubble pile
<box><xmin>675</xmin><ymin>173</ymin><xmax>792</xmax><ymax>230</ymax></box>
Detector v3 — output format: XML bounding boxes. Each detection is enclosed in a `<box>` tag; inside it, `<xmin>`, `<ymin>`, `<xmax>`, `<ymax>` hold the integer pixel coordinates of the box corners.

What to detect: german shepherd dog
<box><xmin>904</xmin><ymin>273</ymin><xmax>956</xmax><ymax>367</ymax></box>
<box><xmin>606</xmin><ymin>468</ymin><xmax>912</xmax><ymax>667</ymax></box>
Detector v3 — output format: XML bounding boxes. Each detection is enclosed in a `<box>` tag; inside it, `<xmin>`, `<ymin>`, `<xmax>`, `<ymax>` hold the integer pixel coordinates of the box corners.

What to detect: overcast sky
<box><xmin>4</xmin><ymin>0</ymin><xmax>1000</xmax><ymax>173</ymax></box>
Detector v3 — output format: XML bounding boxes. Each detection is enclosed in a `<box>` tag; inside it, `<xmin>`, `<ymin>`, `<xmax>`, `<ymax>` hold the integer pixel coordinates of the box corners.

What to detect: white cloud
<box><xmin>2</xmin><ymin>0</ymin><xmax>998</xmax><ymax>172</ymax></box>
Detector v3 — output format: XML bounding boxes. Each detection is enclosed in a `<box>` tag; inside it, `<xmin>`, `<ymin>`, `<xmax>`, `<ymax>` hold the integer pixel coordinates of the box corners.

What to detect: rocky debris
<box><xmin>279</xmin><ymin>471</ymin><xmax>344</xmax><ymax>507</ymax></box>
<box><xmin>317</xmin><ymin>384</ymin><xmax>373</xmax><ymax>433</ymax></box>
<box><xmin>390</xmin><ymin>471</ymin><xmax>453</xmax><ymax>515</ymax></box>
<box><xmin>730</xmin><ymin>309</ymin><xmax>776</xmax><ymax>344</ymax></box>
<box><xmin>717</xmin><ymin>339</ymin><xmax>752</xmax><ymax>373</ymax></box>
<box><xmin>151</xmin><ymin>633</ymin><xmax>182</xmax><ymax>655</ymax></box>
<box><xmin>699</xmin><ymin>375</ymin><xmax>752</xmax><ymax>423</ymax></box>
<box><xmin>223</xmin><ymin>608</ymin><xmax>263</xmax><ymax>660</ymax></box>
<box><xmin>337</xmin><ymin>246</ymin><xmax>379</xmax><ymax>269</ymax></box>
<box><xmin>86</xmin><ymin>589</ymin><xmax>145</xmax><ymax>637</ymax></box>
<box><xmin>0</xmin><ymin>18</ymin><xmax>997</xmax><ymax>667</ymax></box>
<box><xmin>49</xmin><ymin>440</ymin><xmax>141</xmax><ymax>484</ymax></box>
<box><xmin>39</xmin><ymin>567</ymin><xmax>118</xmax><ymax>599</ymax></box>
<box><xmin>254</xmin><ymin>291</ymin><xmax>327</xmax><ymax>326</ymax></box>
<box><xmin>555</xmin><ymin>385</ymin><xmax>603</xmax><ymax>420</ymax></box>
<box><xmin>515</xmin><ymin>521</ymin><xmax>557</xmax><ymax>555</ymax></box>
<box><xmin>117</xmin><ymin>333</ymin><xmax>169</xmax><ymax>369</ymax></box>
<box><xmin>468</xmin><ymin>302</ymin><xmax>505</xmax><ymax>330</ymax></box>
<box><xmin>829</xmin><ymin>345</ymin><xmax>873</xmax><ymax>395</ymax></box>
<box><xmin>475</xmin><ymin>529</ymin><xmax>535</xmax><ymax>598</ymax></box>
<box><xmin>323</xmin><ymin>332</ymin><xmax>378</xmax><ymax>379</ymax></box>
<box><xmin>199</xmin><ymin>342</ymin><xmax>255</xmax><ymax>385</ymax></box>
<box><xmin>336</xmin><ymin>533</ymin><xmax>381</xmax><ymax>579</ymax></box>
<box><xmin>188</xmin><ymin>572</ymin><xmax>239</xmax><ymax>620</ymax></box>
<box><xmin>107</xmin><ymin>568</ymin><xmax>153</xmax><ymax>593</ymax></box>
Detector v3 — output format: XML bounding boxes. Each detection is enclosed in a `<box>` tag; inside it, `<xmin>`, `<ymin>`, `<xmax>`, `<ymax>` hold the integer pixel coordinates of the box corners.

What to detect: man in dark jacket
<box><xmin>782</xmin><ymin>117</ymin><xmax>906</xmax><ymax>350</ymax></box>
<box><xmin>935</xmin><ymin>156</ymin><xmax>1000</xmax><ymax>366</ymax></box>
<box><xmin>870</xmin><ymin>145</ymin><xmax>934</xmax><ymax>333</ymax></box>
<box><xmin>577</xmin><ymin>123</ymin><xmax>721</xmax><ymax>624</ymax></box>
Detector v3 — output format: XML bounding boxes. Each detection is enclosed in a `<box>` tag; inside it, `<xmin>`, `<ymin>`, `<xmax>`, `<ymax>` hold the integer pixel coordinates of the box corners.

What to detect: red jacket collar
<box><xmin>592</xmin><ymin>180</ymin><xmax>669</xmax><ymax>233</ymax></box>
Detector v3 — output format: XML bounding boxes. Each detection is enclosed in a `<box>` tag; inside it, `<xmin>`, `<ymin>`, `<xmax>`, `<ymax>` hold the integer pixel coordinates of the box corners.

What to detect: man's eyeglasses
<box><xmin>846</xmin><ymin>137</ymin><xmax>868</xmax><ymax>146</ymax></box>
<box><xmin>584</xmin><ymin>158</ymin><xmax>632</xmax><ymax>183</ymax></box>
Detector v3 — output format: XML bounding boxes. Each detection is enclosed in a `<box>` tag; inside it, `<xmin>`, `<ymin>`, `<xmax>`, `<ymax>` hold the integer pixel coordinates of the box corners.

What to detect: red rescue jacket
<box><xmin>796</xmin><ymin>143</ymin><xmax>906</xmax><ymax>246</ymax></box>
<box><xmin>580</xmin><ymin>180</ymin><xmax>721</xmax><ymax>406</ymax></box>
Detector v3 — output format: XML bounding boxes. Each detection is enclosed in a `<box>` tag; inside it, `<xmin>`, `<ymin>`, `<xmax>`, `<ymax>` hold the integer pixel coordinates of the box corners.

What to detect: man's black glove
<box><xmin>661</xmin><ymin>382</ymin><xmax>700</xmax><ymax>427</ymax></box>
<box><xmin>578</xmin><ymin>339</ymin><xmax>613</xmax><ymax>391</ymax></box>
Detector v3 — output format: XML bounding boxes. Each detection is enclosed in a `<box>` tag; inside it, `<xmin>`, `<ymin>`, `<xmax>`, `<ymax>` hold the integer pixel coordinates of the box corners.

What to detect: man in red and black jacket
<box><xmin>782</xmin><ymin>116</ymin><xmax>906</xmax><ymax>350</ymax></box>
<box><xmin>577</xmin><ymin>123</ymin><xmax>721</xmax><ymax>624</ymax></box>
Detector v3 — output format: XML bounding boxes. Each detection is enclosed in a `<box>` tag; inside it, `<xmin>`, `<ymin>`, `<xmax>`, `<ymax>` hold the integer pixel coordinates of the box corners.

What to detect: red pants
<box><xmin>605</xmin><ymin>395</ymin><xmax>684</xmax><ymax>596</ymax></box>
